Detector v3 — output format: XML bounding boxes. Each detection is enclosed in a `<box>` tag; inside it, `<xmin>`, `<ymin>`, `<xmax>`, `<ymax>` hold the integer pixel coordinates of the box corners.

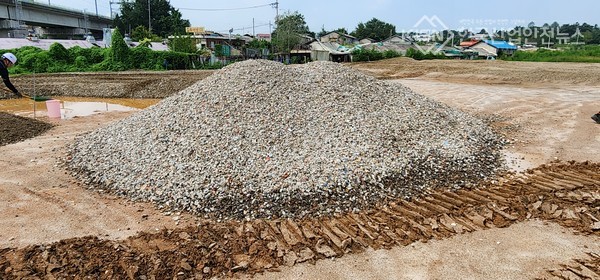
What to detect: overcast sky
<box><xmin>42</xmin><ymin>0</ymin><xmax>600</xmax><ymax>34</ymax></box>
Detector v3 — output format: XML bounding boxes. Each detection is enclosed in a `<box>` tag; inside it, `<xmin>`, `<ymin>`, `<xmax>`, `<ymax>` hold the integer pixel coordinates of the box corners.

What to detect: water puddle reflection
<box><xmin>0</xmin><ymin>97</ymin><xmax>160</xmax><ymax>119</ymax></box>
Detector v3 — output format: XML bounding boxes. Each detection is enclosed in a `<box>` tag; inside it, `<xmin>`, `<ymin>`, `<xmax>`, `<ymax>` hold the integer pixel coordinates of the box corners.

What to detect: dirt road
<box><xmin>398</xmin><ymin>79</ymin><xmax>600</xmax><ymax>170</ymax></box>
<box><xmin>1</xmin><ymin>60</ymin><xmax>599</xmax><ymax>279</ymax></box>
<box><xmin>353</xmin><ymin>57</ymin><xmax>600</xmax><ymax>87</ymax></box>
<box><xmin>0</xmin><ymin>112</ymin><xmax>199</xmax><ymax>249</ymax></box>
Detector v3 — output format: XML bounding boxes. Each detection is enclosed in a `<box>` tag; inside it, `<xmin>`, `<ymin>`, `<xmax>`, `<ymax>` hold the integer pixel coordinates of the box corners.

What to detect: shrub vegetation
<box><xmin>504</xmin><ymin>45</ymin><xmax>600</xmax><ymax>63</ymax></box>
<box><xmin>351</xmin><ymin>48</ymin><xmax>401</xmax><ymax>62</ymax></box>
<box><xmin>1</xmin><ymin>28</ymin><xmax>204</xmax><ymax>74</ymax></box>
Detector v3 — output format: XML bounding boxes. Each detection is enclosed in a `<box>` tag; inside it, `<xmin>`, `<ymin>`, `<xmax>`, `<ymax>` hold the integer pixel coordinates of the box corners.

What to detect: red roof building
<box><xmin>459</xmin><ymin>40</ymin><xmax>480</xmax><ymax>47</ymax></box>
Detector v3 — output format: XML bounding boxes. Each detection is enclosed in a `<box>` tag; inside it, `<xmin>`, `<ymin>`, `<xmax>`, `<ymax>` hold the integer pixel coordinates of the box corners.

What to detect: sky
<box><xmin>41</xmin><ymin>0</ymin><xmax>600</xmax><ymax>35</ymax></box>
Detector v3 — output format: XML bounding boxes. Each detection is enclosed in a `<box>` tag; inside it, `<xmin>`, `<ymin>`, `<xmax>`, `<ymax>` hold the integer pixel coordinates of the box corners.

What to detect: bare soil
<box><xmin>0</xmin><ymin>60</ymin><xmax>599</xmax><ymax>279</ymax></box>
<box><xmin>11</xmin><ymin>70</ymin><xmax>215</xmax><ymax>99</ymax></box>
<box><xmin>0</xmin><ymin>112</ymin><xmax>53</xmax><ymax>146</ymax></box>
<box><xmin>352</xmin><ymin>57</ymin><xmax>600</xmax><ymax>87</ymax></box>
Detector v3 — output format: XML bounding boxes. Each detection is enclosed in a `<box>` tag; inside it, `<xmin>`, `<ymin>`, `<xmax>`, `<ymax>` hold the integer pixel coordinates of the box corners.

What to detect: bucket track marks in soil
<box><xmin>0</xmin><ymin>162</ymin><xmax>598</xmax><ymax>279</ymax></box>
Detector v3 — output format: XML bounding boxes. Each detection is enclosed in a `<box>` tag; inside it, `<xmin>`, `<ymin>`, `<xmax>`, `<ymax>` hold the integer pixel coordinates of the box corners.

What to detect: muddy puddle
<box><xmin>503</xmin><ymin>151</ymin><xmax>536</xmax><ymax>172</ymax></box>
<box><xmin>0</xmin><ymin>97</ymin><xmax>160</xmax><ymax>119</ymax></box>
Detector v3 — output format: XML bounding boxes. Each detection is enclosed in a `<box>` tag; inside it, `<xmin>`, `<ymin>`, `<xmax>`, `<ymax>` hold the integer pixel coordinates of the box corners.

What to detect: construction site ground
<box><xmin>1</xmin><ymin>58</ymin><xmax>599</xmax><ymax>279</ymax></box>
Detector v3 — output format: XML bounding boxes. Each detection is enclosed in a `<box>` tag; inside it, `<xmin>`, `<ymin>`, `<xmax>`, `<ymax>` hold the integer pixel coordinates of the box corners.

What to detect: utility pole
<box><xmin>109</xmin><ymin>1</ymin><xmax>123</xmax><ymax>20</ymax></box>
<box><xmin>271</xmin><ymin>0</ymin><xmax>279</xmax><ymax>22</ymax></box>
<box><xmin>253</xmin><ymin>18</ymin><xmax>255</xmax><ymax>37</ymax></box>
<box><xmin>148</xmin><ymin>0</ymin><xmax>151</xmax><ymax>31</ymax></box>
<box><xmin>269</xmin><ymin>21</ymin><xmax>273</xmax><ymax>54</ymax></box>
<box><xmin>271</xmin><ymin>0</ymin><xmax>279</xmax><ymax>54</ymax></box>
<box><xmin>95</xmin><ymin>0</ymin><xmax>98</xmax><ymax>16</ymax></box>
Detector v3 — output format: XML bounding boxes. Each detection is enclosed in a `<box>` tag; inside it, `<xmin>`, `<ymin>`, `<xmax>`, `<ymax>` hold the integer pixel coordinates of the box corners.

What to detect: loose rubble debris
<box><xmin>0</xmin><ymin>112</ymin><xmax>53</xmax><ymax>147</ymax></box>
<box><xmin>542</xmin><ymin>252</ymin><xmax>600</xmax><ymax>280</ymax></box>
<box><xmin>1</xmin><ymin>162</ymin><xmax>598</xmax><ymax>279</ymax></box>
<box><xmin>67</xmin><ymin>60</ymin><xmax>504</xmax><ymax>219</ymax></box>
<box><xmin>14</xmin><ymin>71</ymin><xmax>213</xmax><ymax>99</ymax></box>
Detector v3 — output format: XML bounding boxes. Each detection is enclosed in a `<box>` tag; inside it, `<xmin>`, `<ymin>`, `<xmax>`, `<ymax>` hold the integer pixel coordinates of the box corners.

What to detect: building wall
<box><xmin>311</xmin><ymin>50</ymin><xmax>330</xmax><ymax>61</ymax></box>
<box><xmin>471</xmin><ymin>42</ymin><xmax>498</xmax><ymax>56</ymax></box>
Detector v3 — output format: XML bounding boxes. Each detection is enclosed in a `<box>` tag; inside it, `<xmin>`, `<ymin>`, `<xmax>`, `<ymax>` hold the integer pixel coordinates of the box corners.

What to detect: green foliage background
<box><xmin>272</xmin><ymin>11</ymin><xmax>313</xmax><ymax>53</ymax></box>
<box><xmin>351</xmin><ymin>48</ymin><xmax>401</xmax><ymax>61</ymax></box>
<box><xmin>113</xmin><ymin>0</ymin><xmax>190</xmax><ymax>38</ymax></box>
<box><xmin>503</xmin><ymin>45</ymin><xmax>600</xmax><ymax>62</ymax></box>
<box><xmin>2</xmin><ymin>28</ymin><xmax>200</xmax><ymax>74</ymax></box>
<box><xmin>351</xmin><ymin>18</ymin><xmax>396</xmax><ymax>42</ymax></box>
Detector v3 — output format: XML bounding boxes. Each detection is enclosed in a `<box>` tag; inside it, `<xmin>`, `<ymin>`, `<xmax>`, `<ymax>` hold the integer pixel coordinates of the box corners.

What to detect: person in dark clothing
<box><xmin>0</xmin><ymin>53</ymin><xmax>21</xmax><ymax>98</ymax></box>
<box><xmin>592</xmin><ymin>112</ymin><xmax>600</xmax><ymax>124</ymax></box>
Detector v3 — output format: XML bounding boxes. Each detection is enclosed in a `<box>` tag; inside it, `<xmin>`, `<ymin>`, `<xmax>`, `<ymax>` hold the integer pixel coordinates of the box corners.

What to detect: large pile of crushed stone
<box><xmin>68</xmin><ymin>60</ymin><xmax>504</xmax><ymax>219</ymax></box>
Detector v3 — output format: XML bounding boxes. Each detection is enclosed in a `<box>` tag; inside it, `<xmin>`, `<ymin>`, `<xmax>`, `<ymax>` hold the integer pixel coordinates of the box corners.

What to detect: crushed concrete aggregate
<box><xmin>68</xmin><ymin>60</ymin><xmax>504</xmax><ymax>219</ymax></box>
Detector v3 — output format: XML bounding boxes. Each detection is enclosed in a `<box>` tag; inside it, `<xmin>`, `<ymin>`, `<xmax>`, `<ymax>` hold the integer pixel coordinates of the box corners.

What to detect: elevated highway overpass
<box><xmin>0</xmin><ymin>0</ymin><xmax>112</xmax><ymax>39</ymax></box>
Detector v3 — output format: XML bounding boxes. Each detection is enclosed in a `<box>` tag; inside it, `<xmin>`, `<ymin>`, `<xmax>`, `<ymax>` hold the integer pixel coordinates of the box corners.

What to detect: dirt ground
<box><xmin>10</xmin><ymin>70</ymin><xmax>214</xmax><ymax>99</ymax></box>
<box><xmin>352</xmin><ymin>57</ymin><xmax>600</xmax><ymax>87</ymax></box>
<box><xmin>0</xmin><ymin>112</ymin><xmax>53</xmax><ymax>146</ymax></box>
<box><xmin>0</xmin><ymin>59</ymin><xmax>599</xmax><ymax>279</ymax></box>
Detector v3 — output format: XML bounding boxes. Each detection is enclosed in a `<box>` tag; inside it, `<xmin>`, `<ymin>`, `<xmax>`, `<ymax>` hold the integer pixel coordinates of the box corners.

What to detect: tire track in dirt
<box><xmin>0</xmin><ymin>162</ymin><xmax>598</xmax><ymax>279</ymax></box>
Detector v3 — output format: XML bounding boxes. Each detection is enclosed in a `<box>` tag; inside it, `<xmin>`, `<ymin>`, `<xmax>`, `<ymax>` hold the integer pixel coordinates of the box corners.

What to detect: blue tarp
<box><xmin>484</xmin><ymin>40</ymin><xmax>517</xmax><ymax>50</ymax></box>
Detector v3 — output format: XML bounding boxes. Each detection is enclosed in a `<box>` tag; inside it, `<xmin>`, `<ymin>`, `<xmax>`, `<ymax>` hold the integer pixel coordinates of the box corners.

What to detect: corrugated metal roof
<box><xmin>483</xmin><ymin>40</ymin><xmax>517</xmax><ymax>50</ymax></box>
<box><xmin>309</xmin><ymin>41</ymin><xmax>352</xmax><ymax>55</ymax></box>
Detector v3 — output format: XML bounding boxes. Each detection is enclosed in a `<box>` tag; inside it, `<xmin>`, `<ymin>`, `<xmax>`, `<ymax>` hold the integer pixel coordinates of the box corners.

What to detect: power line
<box><xmin>177</xmin><ymin>2</ymin><xmax>276</xmax><ymax>12</ymax></box>
<box><xmin>216</xmin><ymin>23</ymin><xmax>271</xmax><ymax>34</ymax></box>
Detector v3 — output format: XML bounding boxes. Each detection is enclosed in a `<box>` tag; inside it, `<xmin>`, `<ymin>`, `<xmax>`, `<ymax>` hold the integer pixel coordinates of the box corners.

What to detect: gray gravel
<box><xmin>68</xmin><ymin>60</ymin><xmax>504</xmax><ymax>220</ymax></box>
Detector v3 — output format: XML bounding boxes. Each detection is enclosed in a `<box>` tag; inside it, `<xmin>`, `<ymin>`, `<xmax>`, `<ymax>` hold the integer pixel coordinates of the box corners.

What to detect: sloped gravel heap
<box><xmin>68</xmin><ymin>60</ymin><xmax>503</xmax><ymax>219</ymax></box>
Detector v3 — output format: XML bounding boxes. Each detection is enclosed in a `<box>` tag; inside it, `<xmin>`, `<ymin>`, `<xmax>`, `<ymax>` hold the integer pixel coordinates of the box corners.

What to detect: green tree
<box><xmin>110</xmin><ymin>28</ymin><xmax>130</xmax><ymax>66</ymax></box>
<box><xmin>589</xmin><ymin>29</ymin><xmax>600</xmax><ymax>44</ymax></box>
<box><xmin>48</xmin><ymin>43</ymin><xmax>70</xmax><ymax>62</ymax></box>
<box><xmin>333</xmin><ymin>28</ymin><xmax>348</xmax><ymax>35</ymax></box>
<box><xmin>167</xmin><ymin>35</ymin><xmax>197</xmax><ymax>53</ymax></box>
<box><xmin>131</xmin><ymin>25</ymin><xmax>152</xmax><ymax>41</ymax></box>
<box><xmin>114</xmin><ymin>0</ymin><xmax>190</xmax><ymax>38</ymax></box>
<box><xmin>272</xmin><ymin>11</ymin><xmax>311</xmax><ymax>53</ymax></box>
<box><xmin>247</xmin><ymin>39</ymin><xmax>271</xmax><ymax>49</ymax></box>
<box><xmin>317</xmin><ymin>26</ymin><xmax>327</xmax><ymax>38</ymax></box>
<box><xmin>351</xmin><ymin>18</ymin><xmax>396</xmax><ymax>41</ymax></box>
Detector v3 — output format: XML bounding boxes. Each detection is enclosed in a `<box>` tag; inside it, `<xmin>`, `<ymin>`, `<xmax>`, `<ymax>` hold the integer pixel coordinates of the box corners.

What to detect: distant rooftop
<box><xmin>483</xmin><ymin>40</ymin><xmax>517</xmax><ymax>50</ymax></box>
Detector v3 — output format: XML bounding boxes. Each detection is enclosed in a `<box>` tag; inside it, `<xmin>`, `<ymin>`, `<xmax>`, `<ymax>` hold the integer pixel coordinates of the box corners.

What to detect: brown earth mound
<box><xmin>0</xmin><ymin>112</ymin><xmax>53</xmax><ymax>146</ymax></box>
